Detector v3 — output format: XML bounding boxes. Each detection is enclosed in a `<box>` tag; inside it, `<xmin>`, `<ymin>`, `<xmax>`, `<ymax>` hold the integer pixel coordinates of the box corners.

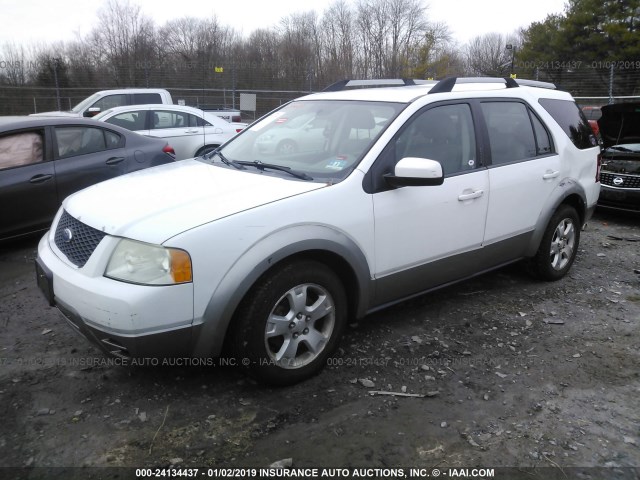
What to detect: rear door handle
<box><xmin>185</xmin><ymin>129</ymin><xmax>199</xmax><ymax>134</ymax></box>
<box><xmin>458</xmin><ymin>189</ymin><xmax>484</xmax><ymax>201</ymax></box>
<box><xmin>543</xmin><ymin>170</ymin><xmax>559</xmax><ymax>180</ymax></box>
<box><xmin>29</xmin><ymin>174</ymin><xmax>53</xmax><ymax>184</ymax></box>
<box><xmin>106</xmin><ymin>157</ymin><xmax>125</xmax><ymax>165</ymax></box>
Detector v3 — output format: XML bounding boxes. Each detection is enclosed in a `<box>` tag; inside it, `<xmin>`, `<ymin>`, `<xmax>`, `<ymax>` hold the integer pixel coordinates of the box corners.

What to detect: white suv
<box><xmin>36</xmin><ymin>77</ymin><xmax>600</xmax><ymax>385</ymax></box>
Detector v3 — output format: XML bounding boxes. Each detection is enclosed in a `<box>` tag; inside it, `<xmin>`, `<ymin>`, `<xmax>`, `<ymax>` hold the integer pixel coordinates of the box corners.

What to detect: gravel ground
<box><xmin>0</xmin><ymin>210</ymin><xmax>639</xmax><ymax>480</ymax></box>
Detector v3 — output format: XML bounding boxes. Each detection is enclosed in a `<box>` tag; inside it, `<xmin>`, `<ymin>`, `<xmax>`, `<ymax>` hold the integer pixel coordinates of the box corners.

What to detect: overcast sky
<box><xmin>0</xmin><ymin>0</ymin><xmax>567</xmax><ymax>47</ymax></box>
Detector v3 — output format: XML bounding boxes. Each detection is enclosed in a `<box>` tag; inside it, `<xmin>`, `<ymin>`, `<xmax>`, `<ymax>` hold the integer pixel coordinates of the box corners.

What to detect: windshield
<box><xmin>71</xmin><ymin>92</ymin><xmax>104</xmax><ymax>113</ymax></box>
<box><xmin>215</xmin><ymin>100</ymin><xmax>404</xmax><ymax>182</ymax></box>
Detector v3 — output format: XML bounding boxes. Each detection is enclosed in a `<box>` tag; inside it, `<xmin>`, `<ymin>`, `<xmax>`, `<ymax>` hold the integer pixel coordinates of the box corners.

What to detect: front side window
<box><xmin>105</xmin><ymin>111</ymin><xmax>146</xmax><ymax>131</ymax></box>
<box><xmin>0</xmin><ymin>131</ymin><xmax>44</xmax><ymax>170</ymax></box>
<box><xmin>55</xmin><ymin>127</ymin><xmax>107</xmax><ymax>158</ymax></box>
<box><xmin>92</xmin><ymin>94</ymin><xmax>128</xmax><ymax>112</ymax></box>
<box><xmin>217</xmin><ymin>100</ymin><xmax>403</xmax><ymax>182</ymax></box>
<box><xmin>395</xmin><ymin>103</ymin><xmax>477</xmax><ymax>175</ymax></box>
<box><xmin>481</xmin><ymin>102</ymin><xmax>537</xmax><ymax>165</ymax></box>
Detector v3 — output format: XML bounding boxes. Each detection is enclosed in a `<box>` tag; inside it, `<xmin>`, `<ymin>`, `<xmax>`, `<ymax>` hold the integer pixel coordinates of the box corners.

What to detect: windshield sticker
<box><xmin>326</xmin><ymin>159</ymin><xmax>348</xmax><ymax>170</ymax></box>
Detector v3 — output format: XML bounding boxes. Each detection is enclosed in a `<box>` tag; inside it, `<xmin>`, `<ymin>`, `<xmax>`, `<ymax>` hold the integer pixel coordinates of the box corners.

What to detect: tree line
<box><xmin>0</xmin><ymin>0</ymin><xmax>638</xmax><ymax>113</ymax></box>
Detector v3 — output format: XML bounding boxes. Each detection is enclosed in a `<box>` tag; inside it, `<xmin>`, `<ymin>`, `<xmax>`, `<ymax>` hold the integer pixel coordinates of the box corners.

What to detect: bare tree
<box><xmin>278</xmin><ymin>11</ymin><xmax>320</xmax><ymax>90</ymax></box>
<box><xmin>160</xmin><ymin>16</ymin><xmax>238</xmax><ymax>89</ymax></box>
<box><xmin>406</xmin><ymin>22</ymin><xmax>456</xmax><ymax>78</ymax></box>
<box><xmin>0</xmin><ymin>42</ymin><xmax>31</xmax><ymax>86</ymax></box>
<box><xmin>89</xmin><ymin>0</ymin><xmax>156</xmax><ymax>86</ymax></box>
<box><xmin>321</xmin><ymin>0</ymin><xmax>355</xmax><ymax>81</ymax></box>
<box><xmin>464</xmin><ymin>32</ymin><xmax>519</xmax><ymax>76</ymax></box>
<box><xmin>385</xmin><ymin>0</ymin><xmax>430</xmax><ymax>77</ymax></box>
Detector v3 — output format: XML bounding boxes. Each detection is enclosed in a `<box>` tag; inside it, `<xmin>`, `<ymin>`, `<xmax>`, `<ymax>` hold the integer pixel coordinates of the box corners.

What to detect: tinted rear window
<box><xmin>539</xmin><ymin>98</ymin><xmax>596</xmax><ymax>150</ymax></box>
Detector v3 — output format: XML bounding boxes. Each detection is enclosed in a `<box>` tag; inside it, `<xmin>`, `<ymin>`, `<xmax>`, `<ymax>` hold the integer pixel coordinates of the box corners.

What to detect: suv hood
<box><xmin>598</xmin><ymin>103</ymin><xmax>640</xmax><ymax>149</ymax></box>
<box><xmin>62</xmin><ymin>159</ymin><xmax>326</xmax><ymax>244</ymax></box>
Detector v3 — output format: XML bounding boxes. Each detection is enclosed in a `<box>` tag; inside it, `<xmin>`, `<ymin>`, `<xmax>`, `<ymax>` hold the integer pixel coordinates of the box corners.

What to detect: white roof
<box><xmin>302</xmin><ymin>78</ymin><xmax>574</xmax><ymax>104</ymax></box>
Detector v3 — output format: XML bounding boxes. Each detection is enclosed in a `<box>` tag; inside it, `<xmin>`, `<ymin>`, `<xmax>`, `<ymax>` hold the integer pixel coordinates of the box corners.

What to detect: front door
<box><xmin>371</xmin><ymin>103</ymin><xmax>489</xmax><ymax>304</ymax></box>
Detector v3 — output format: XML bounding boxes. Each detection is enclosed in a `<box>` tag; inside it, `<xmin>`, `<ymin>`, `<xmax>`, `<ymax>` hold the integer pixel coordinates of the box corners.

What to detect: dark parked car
<box><xmin>597</xmin><ymin>103</ymin><xmax>640</xmax><ymax>212</ymax></box>
<box><xmin>0</xmin><ymin>116</ymin><xmax>176</xmax><ymax>240</ymax></box>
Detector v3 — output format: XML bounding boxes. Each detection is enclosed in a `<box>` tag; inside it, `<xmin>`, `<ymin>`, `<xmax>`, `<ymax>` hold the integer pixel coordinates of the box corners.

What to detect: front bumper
<box><xmin>598</xmin><ymin>184</ymin><xmax>640</xmax><ymax>212</ymax></box>
<box><xmin>35</xmin><ymin>233</ymin><xmax>196</xmax><ymax>359</ymax></box>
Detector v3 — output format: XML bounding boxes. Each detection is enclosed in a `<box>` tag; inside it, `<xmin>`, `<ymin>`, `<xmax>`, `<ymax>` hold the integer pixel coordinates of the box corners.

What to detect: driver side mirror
<box><xmin>84</xmin><ymin>107</ymin><xmax>101</xmax><ymax>118</ymax></box>
<box><xmin>384</xmin><ymin>157</ymin><xmax>444</xmax><ymax>188</ymax></box>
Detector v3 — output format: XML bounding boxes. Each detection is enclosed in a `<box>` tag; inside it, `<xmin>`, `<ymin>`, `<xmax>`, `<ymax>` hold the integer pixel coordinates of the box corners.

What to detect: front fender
<box><xmin>191</xmin><ymin>224</ymin><xmax>373</xmax><ymax>357</ymax></box>
<box><xmin>525</xmin><ymin>177</ymin><xmax>587</xmax><ymax>257</ymax></box>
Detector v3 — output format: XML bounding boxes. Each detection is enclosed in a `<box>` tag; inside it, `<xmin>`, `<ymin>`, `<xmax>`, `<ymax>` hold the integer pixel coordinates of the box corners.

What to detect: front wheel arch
<box><xmin>195</xmin><ymin>144</ymin><xmax>220</xmax><ymax>157</ymax></box>
<box><xmin>231</xmin><ymin>259</ymin><xmax>348</xmax><ymax>385</ymax></box>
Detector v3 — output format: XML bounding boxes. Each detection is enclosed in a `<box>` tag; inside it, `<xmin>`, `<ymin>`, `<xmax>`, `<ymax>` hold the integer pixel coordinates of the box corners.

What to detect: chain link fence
<box><xmin>1</xmin><ymin>66</ymin><xmax>639</xmax><ymax>119</ymax></box>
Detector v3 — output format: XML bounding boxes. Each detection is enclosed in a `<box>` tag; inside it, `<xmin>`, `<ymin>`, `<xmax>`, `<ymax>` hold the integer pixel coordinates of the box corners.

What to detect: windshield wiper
<box><xmin>608</xmin><ymin>146</ymin><xmax>634</xmax><ymax>152</ymax></box>
<box><xmin>236</xmin><ymin>161</ymin><xmax>314</xmax><ymax>181</ymax></box>
<box><xmin>206</xmin><ymin>149</ymin><xmax>246</xmax><ymax>170</ymax></box>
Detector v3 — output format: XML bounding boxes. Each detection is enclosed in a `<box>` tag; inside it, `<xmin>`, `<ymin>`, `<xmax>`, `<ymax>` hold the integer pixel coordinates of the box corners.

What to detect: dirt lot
<box><xmin>1</xmin><ymin>210</ymin><xmax>639</xmax><ymax>479</ymax></box>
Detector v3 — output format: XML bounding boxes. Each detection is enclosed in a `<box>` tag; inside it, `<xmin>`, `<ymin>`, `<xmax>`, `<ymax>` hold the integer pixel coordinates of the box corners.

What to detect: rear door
<box><xmin>0</xmin><ymin>128</ymin><xmax>58</xmax><ymax>238</ymax></box>
<box><xmin>479</xmin><ymin>100</ymin><xmax>560</xmax><ymax>246</ymax></box>
<box><xmin>148</xmin><ymin>109</ymin><xmax>203</xmax><ymax>159</ymax></box>
<box><xmin>52</xmin><ymin>125</ymin><xmax>129</xmax><ymax>201</ymax></box>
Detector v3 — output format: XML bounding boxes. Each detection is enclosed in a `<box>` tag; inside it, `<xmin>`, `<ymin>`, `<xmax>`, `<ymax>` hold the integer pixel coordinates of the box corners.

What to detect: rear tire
<box><xmin>232</xmin><ymin>260</ymin><xmax>347</xmax><ymax>386</ymax></box>
<box><xmin>529</xmin><ymin>205</ymin><xmax>580</xmax><ymax>281</ymax></box>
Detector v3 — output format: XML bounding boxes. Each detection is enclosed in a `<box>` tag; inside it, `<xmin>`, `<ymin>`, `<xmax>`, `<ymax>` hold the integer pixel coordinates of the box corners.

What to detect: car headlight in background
<box><xmin>105</xmin><ymin>239</ymin><xmax>192</xmax><ymax>285</ymax></box>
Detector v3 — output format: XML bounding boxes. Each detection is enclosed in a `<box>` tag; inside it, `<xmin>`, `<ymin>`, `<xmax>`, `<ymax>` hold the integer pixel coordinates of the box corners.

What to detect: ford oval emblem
<box><xmin>62</xmin><ymin>228</ymin><xmax>73</xmax><ymax>243</ymax></box>
<box><xmin>613</xmin><ymin>177</ymin><xmax>624</xmax><ymax>186</ymax></box>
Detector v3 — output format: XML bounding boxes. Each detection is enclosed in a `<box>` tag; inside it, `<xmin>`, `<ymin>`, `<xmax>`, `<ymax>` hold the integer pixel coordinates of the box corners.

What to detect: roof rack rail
<box><xmin>323</xmin><ymin>78</ymin><xmax>436</xmax><ymax>92</ymax></box>
<box><xmin>428</xmin><ymin>76</ymin><xmax>556</xmax><ymax>94</ymax></box>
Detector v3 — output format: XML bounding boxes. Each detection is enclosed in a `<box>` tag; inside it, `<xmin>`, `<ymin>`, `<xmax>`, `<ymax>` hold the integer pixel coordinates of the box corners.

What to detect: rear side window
<box><xmin>539</xmin><ymin>98</ymin><xmax>597</xmax><ymax>150</ymax></box>
<box><xmin>530</xmin><ymin>113</ymin><xmax>553</xmax><ymax>155</ymax></box>
<box><xmin>481</xmin><ymin>102</ymin><xmax>537</xmax><ymax>165</ymax></box>
<box><xmin>55</xmin><ymin>127</ymin><xmax>107</xmax><ymax>158</ymax></box>
<box><xmin>133</xmin><ymin>93</ymin><xmax>162</xmax><ymax>104</ymax></box>
<box><xmin>105</xmin><ymin>130</ymin><xmax>124</xmax><ymax>149</ymax></box>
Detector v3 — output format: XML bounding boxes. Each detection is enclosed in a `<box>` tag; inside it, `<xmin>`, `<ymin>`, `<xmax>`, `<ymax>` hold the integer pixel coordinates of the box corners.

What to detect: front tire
<box><xmin>233</xmin><ymin>260</ymin><xmax>347</xmax><ymax>385</ymax></box>
<box><xmin>529</xmin><ymin>205</ymin><xmax>580</xmax><ymax>281</ymax></box>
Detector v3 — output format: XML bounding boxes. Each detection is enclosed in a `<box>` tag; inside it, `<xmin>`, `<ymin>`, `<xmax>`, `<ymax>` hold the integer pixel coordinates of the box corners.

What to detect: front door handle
<box><xmin>106</xmin><ymin>157</ymin><xmax>125</xmax><ymax>165</ymax></box>
<box><xmin>29</xmin><ymin>174</ymin><xmax>53</xmax><ymax>184</ymax></box>
<box><xmin>458</xmin><ymin>189</ymin><xmax>484</xmax><ymax>201</ymax></box>
<box><xmin>543</xmin><ymin>170</ymin><xmax>560</xmax><ymax>180</ymax></box>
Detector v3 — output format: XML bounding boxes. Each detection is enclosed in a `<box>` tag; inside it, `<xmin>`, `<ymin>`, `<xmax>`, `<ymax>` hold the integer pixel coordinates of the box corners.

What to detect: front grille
<box><xmin>54</xmin><ymin>210</ymin><xmax>106</xmax><ymax>267</ymax></box>
<box><xmin>600</xmin><ymin>172</ymin><xmax>640</xmax><ymax>189</ymax></box>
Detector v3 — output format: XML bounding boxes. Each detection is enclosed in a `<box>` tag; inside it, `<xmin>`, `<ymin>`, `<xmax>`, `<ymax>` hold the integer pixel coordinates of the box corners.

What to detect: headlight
<box><xmin>105</xmin><ymin>239</ymin><xmax>192</xmax><ymax>285</ymax></box>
